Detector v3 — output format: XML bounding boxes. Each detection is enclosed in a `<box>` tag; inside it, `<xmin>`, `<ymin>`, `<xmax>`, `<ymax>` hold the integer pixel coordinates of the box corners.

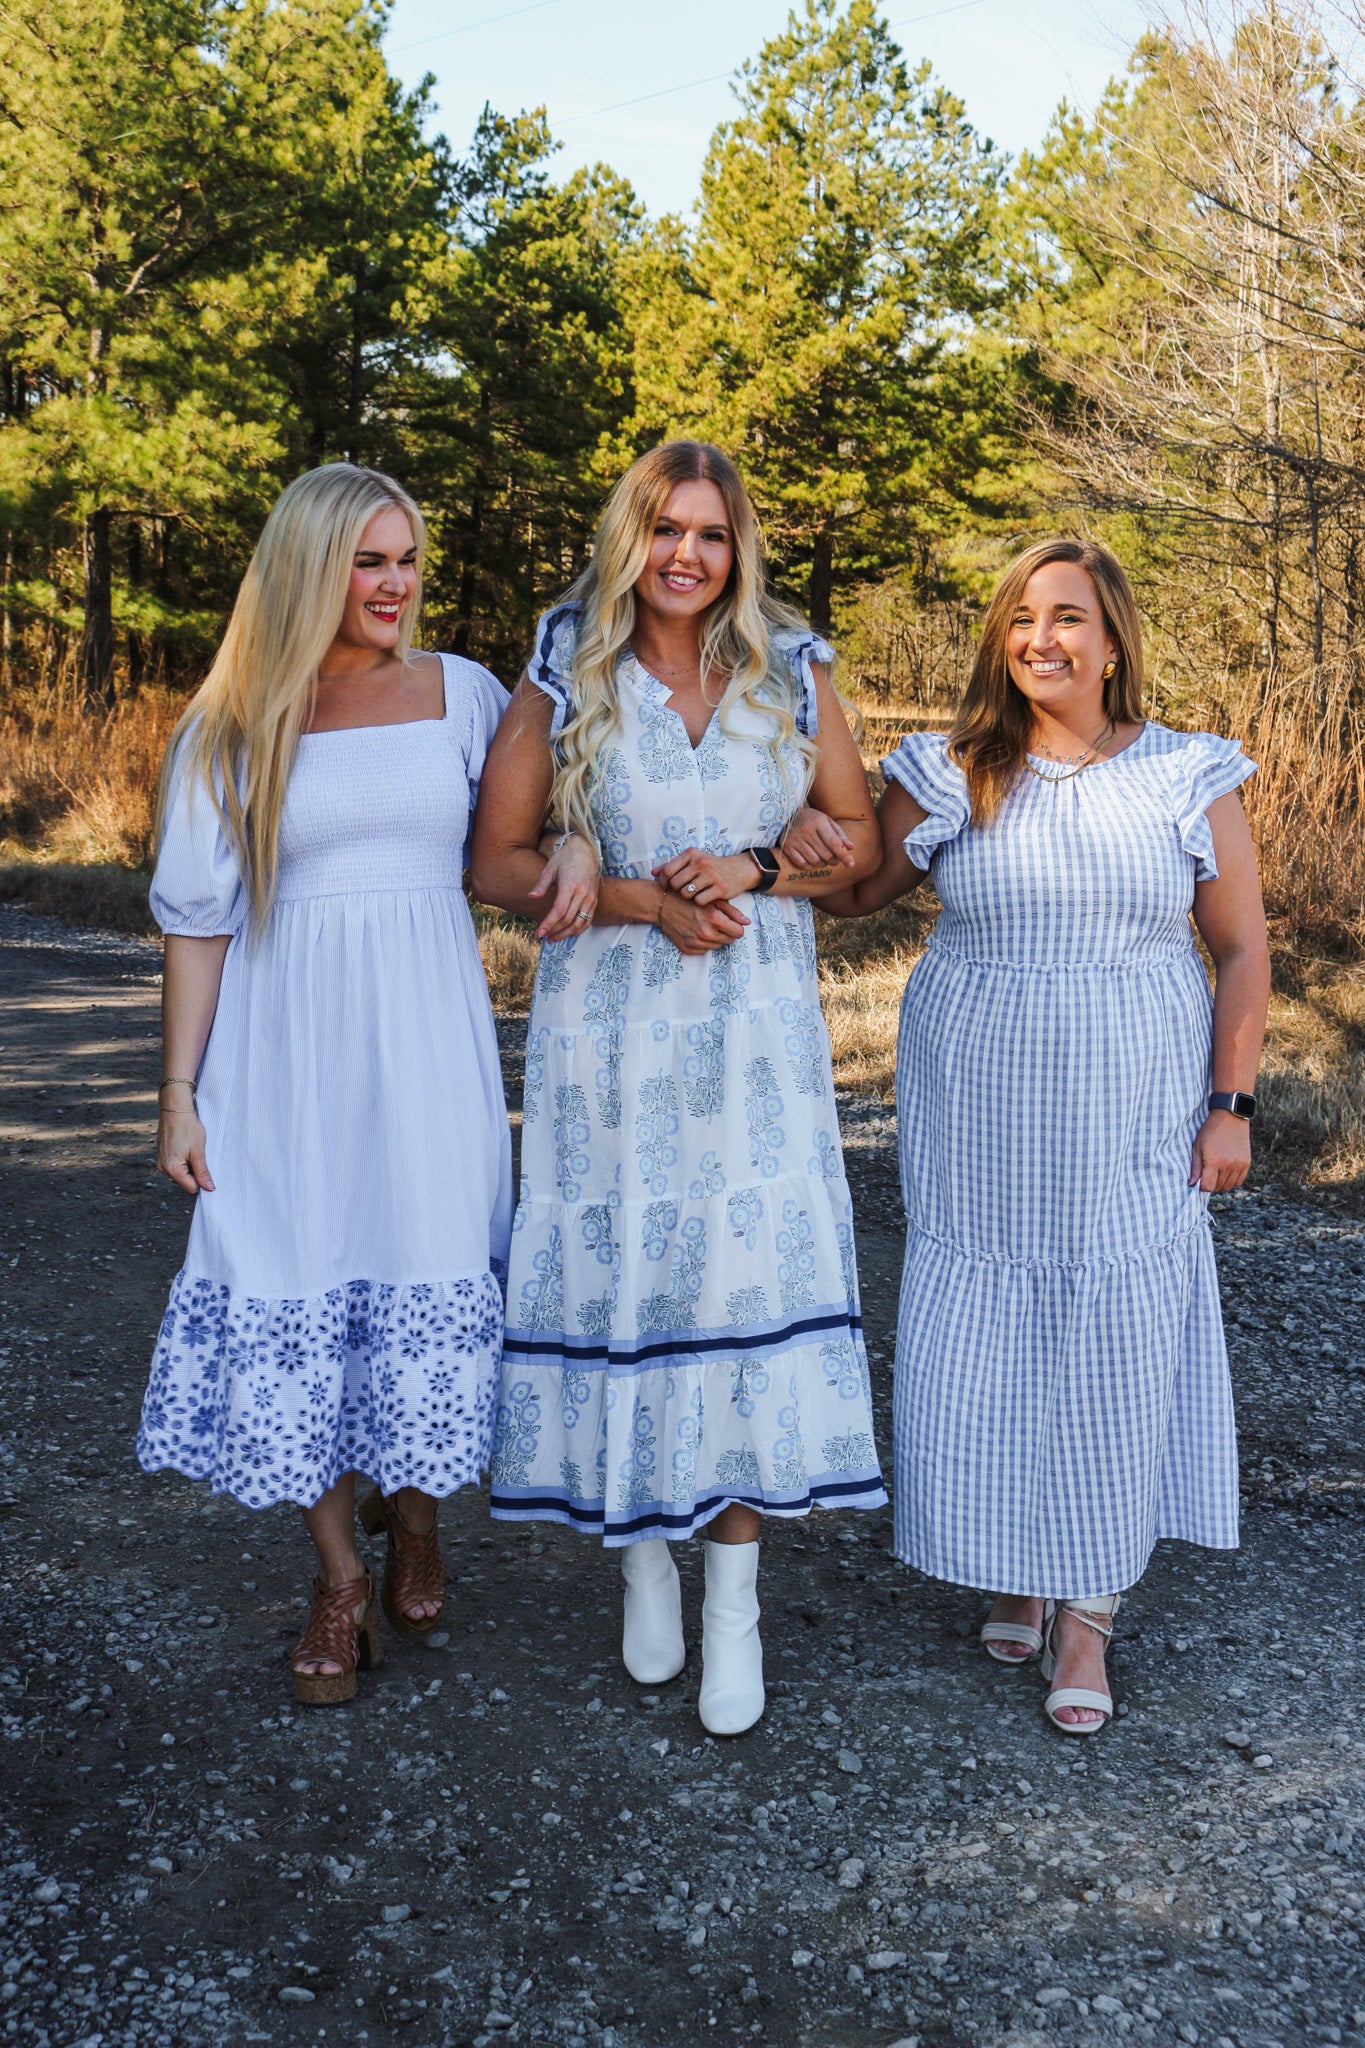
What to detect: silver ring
<box><xmin>686</xmin><ymin>881</ymin><xmax>697</xmax><ymax>895</ymax></box>
<box><xmin>577</xmin><ymin>909</ymin><xmax>591</xmax><ymax>921</ymax></box>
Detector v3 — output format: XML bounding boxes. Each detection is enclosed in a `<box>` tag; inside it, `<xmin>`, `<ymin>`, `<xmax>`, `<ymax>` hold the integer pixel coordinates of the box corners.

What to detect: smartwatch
<box><xmin>747</xmin><ymin>846</ymin><xmax>781</xmax><ymax>893</ymax></box>
<box><xmin>1209</xmin><ymin>1091</ymin><xmax>1256</xmax><ymax>1121</ymax></box>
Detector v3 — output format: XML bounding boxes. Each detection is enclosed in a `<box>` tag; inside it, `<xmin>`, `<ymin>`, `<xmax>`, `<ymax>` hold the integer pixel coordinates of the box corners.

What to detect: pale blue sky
<box><xmin>384</xmin><ymin>0</ymin><xmax>1153</xmax><ymax>215</ymax></box>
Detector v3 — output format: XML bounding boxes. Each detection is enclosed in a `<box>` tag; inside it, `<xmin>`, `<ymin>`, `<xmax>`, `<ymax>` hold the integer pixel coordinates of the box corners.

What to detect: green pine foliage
<box><xmin>627</xmin><ymin>0</ymin><xmax>1016</xmax><ymax>632</ymax></box>
<box><xmin>4</xmin><ymin>0</ymin><xmax>1364</xmax><ymax>751</ymax></box>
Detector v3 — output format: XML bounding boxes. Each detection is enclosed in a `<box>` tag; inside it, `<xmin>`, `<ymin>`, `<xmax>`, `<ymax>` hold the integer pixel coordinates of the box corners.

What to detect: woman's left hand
<box><xmin>530</xmin><ymin>833</ymin><xmax>600</xmax><ymax>941</ymax></box>
<box><xmin>1189</xmin><ymin>1110</ymin><xmax>1252</xmax><ymax>1192</ymax></box>
<box><xmin>653</xmin><ymin>847</ymin><xmax>760</xmax><ymax>906</ymax></box>
<box><xmin>781</xmin><ymin>806</ymin><xmax>856</xmax><ymax>869</ymax></box>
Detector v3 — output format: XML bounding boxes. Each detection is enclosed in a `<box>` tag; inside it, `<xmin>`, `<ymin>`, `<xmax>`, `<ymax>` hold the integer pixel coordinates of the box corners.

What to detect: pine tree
<box><xmin>633</xmin><ymin>0</ymin><xmax>1008</xmax><ymax>632</ymax></box>
<box><xmin>409</xmin><ymin>108</ymin><xmax>639</xmax><ymax>676</ymax></box>
<box><xmin>0</xmin><ymin>0</ymin><xmax>446</xmax><ymax>702</ymax></box>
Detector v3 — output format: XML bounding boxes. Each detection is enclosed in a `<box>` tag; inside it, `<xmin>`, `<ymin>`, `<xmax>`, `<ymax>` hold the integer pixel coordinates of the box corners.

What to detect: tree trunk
<box><xmin>347</xmin><ymin>257</ymin><xmax>367</xmax><ymax>462</ymax></box>
<box><xmin>454</xmin><ymin>487</ymin><xmax>484</xmax><ymax>657</ymax></box>
<box><xmin>455</xmin><ymin>386</ymin><xmax>492</xmax><ymax>657</ymax></box>
<box><xmin>1</xmin><ymin>529</ymin><xmax>12</xmax><ymax>693</ymax></box>
<box><xmin>80</xmin><ymin>509</ymin><xmax>115</xmax><ymax>711</ymax></box>
<box><xmin>808</xmin><ymin>528</ymin><xmax>834</xmax><ymax>638</ymax></box>
<box><xmin>126</xmin><ymin>519</ymin><xmax>145</xmax><ymax>691</ymax></box>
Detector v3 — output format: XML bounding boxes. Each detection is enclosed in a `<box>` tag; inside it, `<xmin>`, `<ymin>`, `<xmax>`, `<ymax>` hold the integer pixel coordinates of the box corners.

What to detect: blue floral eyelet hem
<box><xmin>138</xmin><ymin>1267</ymin><xmax>506</xmax><ymax>1510</ymax></box>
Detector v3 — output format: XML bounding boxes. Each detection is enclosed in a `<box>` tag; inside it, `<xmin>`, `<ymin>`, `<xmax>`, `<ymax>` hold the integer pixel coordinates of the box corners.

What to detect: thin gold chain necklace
<box><xmin>1026</xmin><ymin>720</ymin><xmax>1117</xmax><ymax>782</ymax></box>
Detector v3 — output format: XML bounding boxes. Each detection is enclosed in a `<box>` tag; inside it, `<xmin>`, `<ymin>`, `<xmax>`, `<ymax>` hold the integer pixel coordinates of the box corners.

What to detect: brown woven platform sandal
<box><xmin>359</xmin><ymin>1487</ymin><xmax>447</xmax><ymax>1641</ymax></box>
<box><xmin>290</xmin><ymin>1571</ymin><xmax>383</xmax><ymax>1705</ymax></box>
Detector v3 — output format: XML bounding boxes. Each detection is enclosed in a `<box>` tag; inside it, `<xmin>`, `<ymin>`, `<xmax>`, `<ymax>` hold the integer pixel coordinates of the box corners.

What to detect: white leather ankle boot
<box><xmin>619</xmin><ymin>1538</ymin><xmax>685</xmax><ymax>1684</ymax></box>
<box><xmin>699</xmin><ymin>1539</ymin><xmax>764</xmax><ymax>1735</ymax></box>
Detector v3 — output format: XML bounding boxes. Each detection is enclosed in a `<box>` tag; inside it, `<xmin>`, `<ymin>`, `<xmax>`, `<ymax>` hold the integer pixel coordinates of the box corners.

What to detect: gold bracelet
<box><xmin>159</xmin><ymin>1077</ymin><xmax>198</xmax><ymax>1099</ymax></box>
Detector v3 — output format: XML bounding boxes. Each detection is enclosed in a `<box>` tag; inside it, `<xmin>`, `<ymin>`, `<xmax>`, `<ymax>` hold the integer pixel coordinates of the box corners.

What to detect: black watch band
<box><xmin>747</xmin><ymin>846</ymin><xmax>780</xmax><ymax>893</ymax></box>
<box><xmin>1209</xmin><ymin>1090</ymin><xmax>1256</xmax><ymax>1121</ymax></box>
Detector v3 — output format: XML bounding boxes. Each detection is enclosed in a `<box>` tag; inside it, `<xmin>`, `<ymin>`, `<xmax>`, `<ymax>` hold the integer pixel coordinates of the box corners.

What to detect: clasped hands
<box><xmin>531</xmin><ymin>808</ymin><xmax>855</xmax><ymax>953</ymax></box>
<box><xmin>653</xmin><ymin>808</ymin><xmax>855</xmax><ymax>957</ymax></box>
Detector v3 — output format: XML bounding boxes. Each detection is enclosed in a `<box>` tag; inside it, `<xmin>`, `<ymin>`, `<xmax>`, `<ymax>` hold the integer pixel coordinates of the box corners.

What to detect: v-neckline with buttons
<box><xmin>625</xmin><ymin>649</ymin><xmax>723</xmax><ymax>754</ymax></box>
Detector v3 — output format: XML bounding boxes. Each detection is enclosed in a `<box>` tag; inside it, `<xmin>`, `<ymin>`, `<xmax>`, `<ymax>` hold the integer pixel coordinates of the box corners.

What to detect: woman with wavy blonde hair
<box><xmin>825</xmin><ymin>536</ymin><xmax>1269</xmax><ymax>1737</ymax></box>
<box><xmin>472</xmin><ymin>439</ymin><xmax>885</xmax><ymax>1736</ymax></box>
<box><xmin>137</xmin><ymin>462</ymin><xmax>593</xmax><ymax>1705</ymax></box>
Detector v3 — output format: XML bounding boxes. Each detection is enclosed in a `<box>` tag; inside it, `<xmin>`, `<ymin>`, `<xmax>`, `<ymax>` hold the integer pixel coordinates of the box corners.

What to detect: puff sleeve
<box><xmin>148</xmin><ymin>734</ymin><xmax>247</xmax><ymax>939</ymax></box>
<box><xmin>456</xmin><ymin>656</ymin><xmax>511</xmax><ymax>866</ymax></box>
<box><xmin>771</xmin><ymin>627</ymin><xmax>835</xmax><ymax>737</ymax></box>
<box><xmin>880</xmin><ymin>732</ymin><xmax>971</xmax><ymax>867</ymax></box>
<box><xmin>526</xmin><ymin>604</ymin><xmax>582</xmax><ymax>737</ymax></box>
<box><xmin>1170</xmin><ymin>733</ymin><xmax>1257</xmax><ymax>882</ymax></box>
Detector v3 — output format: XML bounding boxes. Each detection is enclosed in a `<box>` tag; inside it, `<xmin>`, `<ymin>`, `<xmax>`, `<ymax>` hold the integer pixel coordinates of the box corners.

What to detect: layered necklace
<box><xmin>1026</xmin><ymin>719</ymin><xmax>1117</xmax><ymax>782</ymax></box>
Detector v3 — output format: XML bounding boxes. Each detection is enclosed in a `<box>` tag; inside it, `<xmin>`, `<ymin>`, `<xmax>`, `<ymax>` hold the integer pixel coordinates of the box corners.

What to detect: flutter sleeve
<box><xmin>880</xmin><ymin>732</ymin><xmax>971</xmax><ymax>867</ymax></box>
<box><xmin>1171</xmin><ymin>733</ymin><xmax>1257</xmax><ymax>882</ymax></box>
<box><xmin>456</xmin><ymin>656</ymin><xmax>512</xmax><ymax>866</ymax></box>
<box><xmin>771</xmin><ymin>627</ymin><xmax>835</xmax><ymax>737</ymax></box>
<box><xmin>526</xmin><ymin>604</ymin><xmax>582</xmax><ymax>738</ymax></box>
<box><xmin>148</xmin><ymin>734</ymin><xmax>247</xmax><ymax>939</ymax></box>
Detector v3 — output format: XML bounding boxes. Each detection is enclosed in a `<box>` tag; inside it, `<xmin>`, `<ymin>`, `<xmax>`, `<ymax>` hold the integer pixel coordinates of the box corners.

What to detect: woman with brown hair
<box><xmin>472</xmin><ymin>439</ymin><xmax>884</xmax><ymax>1736</ymax></box>
<box><xmin>824</xmin><ymin>538</ymin><xmax>1270</xmax><ymax>1735</ymax></box>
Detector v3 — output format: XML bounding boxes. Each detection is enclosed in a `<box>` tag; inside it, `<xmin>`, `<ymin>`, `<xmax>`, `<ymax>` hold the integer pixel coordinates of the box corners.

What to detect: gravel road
<box><xmin>1</xmin><ymin>905</ymin><xmax>1363</xmax><ymax>2048</ymax></box>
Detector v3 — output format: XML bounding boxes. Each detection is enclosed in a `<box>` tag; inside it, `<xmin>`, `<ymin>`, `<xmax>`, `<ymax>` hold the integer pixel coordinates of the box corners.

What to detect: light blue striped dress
<box><xmin>884</xmin><ymin>722</ymin><xmax>1254</xmax><ymax>1600</ymax></box>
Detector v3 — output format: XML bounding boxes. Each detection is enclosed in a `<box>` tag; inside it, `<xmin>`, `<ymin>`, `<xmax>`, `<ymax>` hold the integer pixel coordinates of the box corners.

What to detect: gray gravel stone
<box><xmin>2</xmin><ymin>911</ymin><xmax>1363</xmax><ymax>2048</ymax></box>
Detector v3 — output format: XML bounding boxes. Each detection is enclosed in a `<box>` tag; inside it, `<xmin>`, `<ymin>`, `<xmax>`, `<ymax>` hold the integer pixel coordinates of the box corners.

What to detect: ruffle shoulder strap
<box><xmin>769</xmin><ymin>626</ymin><xmax>835</xmax><ymax>737</ymax></box>
<box><xmin>527</xmin><ymin>603</ymin><xmax>583</xmax><ymax>737</ymax></box>
<box><xmin>880</xmin><ymin>732</ymin><xmax>971</xmax><ymax>866</ymax></box>
<box><xmin>1169</xmin><ymin>731</ymin><xmax>1257</xmax><ymax>882</ymax></box>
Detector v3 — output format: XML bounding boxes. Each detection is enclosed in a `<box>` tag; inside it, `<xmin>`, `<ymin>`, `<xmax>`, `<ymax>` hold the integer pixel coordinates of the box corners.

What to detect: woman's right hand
<box><xmin>157</xmin><ymin>1107</ymin><xmax>215</xmax><ymax>1194</ymax></box>
<box><xmin>529</xmin><ymin>832</ymin><xmax>600</xmax><ymax>941</ymax></box>
<box><xmin>656</xmin><ymin>890</ymin><xmax>750</xmax><ymax>956</ymax></box>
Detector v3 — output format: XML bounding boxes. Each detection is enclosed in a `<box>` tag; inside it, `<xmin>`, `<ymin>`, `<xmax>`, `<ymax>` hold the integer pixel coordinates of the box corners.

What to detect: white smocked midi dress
<box><xmin>885</xmin><ymin>721</ymin><xmax>1254</xmax><ymax>1600</ymax></box>
<box><xmin>487</xmin><ymin>605</ymin><xmax>886</xmax><ymax>1543</ymax></box>
<box><xmin>137</xmin><ymin>655</ymin><xmax>513</xmax><ymax>1510</ymax></box>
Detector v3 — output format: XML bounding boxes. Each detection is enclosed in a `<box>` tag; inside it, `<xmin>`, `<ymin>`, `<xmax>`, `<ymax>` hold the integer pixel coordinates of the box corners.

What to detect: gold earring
<box><xmin>1102</xmin><ymin>661</ymin><xmax>1117</xmax><ymax>680</ymax></box>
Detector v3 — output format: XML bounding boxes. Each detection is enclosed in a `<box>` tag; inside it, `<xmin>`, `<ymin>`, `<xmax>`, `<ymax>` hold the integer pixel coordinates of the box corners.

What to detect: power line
<box><xmin>551</xmin><ymin>0</ymin><xmax>996</xmax><ymax>130</ymax></box>
<box><xmin>887</xmin><ymin>0</ymin><xmax>993</xmax><ymax>28</ymax></box>
<box><xmin>391</xmin><ymin>0</ymin><xmax>567</xmax><ymax>57</ymax></box>
<box><xmin>555</xmin><ymin>68</ymin><xmax>733</xmax><ymax>129</ymax></box>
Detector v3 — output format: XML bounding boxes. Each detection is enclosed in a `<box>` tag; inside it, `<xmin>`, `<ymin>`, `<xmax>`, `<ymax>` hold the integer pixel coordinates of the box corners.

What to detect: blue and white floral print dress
<box><xmin>488</xmin><ymin>605</ymin><xmax>886</xmax><ymax>1544</ymax></box>
<box><xmin>137</xmin><ymin>656</ymin><xmax>513</xmax><ymax>1510</ymax></box>
<box><xmin>884</xmin><ymin>722</ymin><xmax>1254</xmax><ymax>1601</ymax></box>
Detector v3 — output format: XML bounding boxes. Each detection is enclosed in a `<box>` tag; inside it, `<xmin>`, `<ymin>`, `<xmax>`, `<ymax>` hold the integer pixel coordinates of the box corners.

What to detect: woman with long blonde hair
<box><xmin>825</xmin><ymin>537</ymin><xmax>1269</xmax><ymax>1736</ymax></box>
<box><xmin>137</xmin><ymin>462</ymin><xmax>594</xmax><ymax>1704</ymax></box>
<box><xmin>472</xmin><ymin>440</ymin><xmax>885</xmax><ymax>1737</ymax></box>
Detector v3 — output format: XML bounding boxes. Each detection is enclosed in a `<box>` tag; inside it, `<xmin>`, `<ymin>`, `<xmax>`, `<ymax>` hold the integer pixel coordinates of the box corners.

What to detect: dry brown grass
<box><xmin>0</xmin><ymin>684</ymin><xmax>1359</xmax><ymax>1191</ymax></box>
<box><xmin>474</xmin><ymin>909</ymin><xmax>539</xmax><ymax>1013</ymax></box>
<box><xmin>0</xmin><ymin>689</ymin><xmax>182</xmax><ymax>868</ymax></box>
<box><xmin>1214</xmin><ymin>662</ymin><xmax>1365</xmax><ymax>953</ymax></box>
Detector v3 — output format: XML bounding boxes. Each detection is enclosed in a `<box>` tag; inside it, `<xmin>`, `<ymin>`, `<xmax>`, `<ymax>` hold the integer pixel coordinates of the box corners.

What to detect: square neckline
<box><xmin>299</xmin><ymin>652</ymin><xmax>451</xmax><ymax>738</ymax></box>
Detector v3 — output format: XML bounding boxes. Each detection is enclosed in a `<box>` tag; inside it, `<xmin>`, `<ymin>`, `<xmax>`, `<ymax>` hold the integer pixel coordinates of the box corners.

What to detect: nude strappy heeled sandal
<box><xmin>1040</xmin><ymin>1593</ymin><xmax>1120</xmax><ymax>1735</ymax></box>
<box><xmin>359</xmin><ymin>1486</ymin><xmax>447</xmax><ymax>1641</ymax></box>
<box><xmin>290</xmin><ymin>1571</ymin><xmax>383</xmax><ymax>1705</ymax></box>
<box><xmin>981</xmin><ymin>1616</ymin><xmax>1044</xmax><ymax>1664</ymax></box>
